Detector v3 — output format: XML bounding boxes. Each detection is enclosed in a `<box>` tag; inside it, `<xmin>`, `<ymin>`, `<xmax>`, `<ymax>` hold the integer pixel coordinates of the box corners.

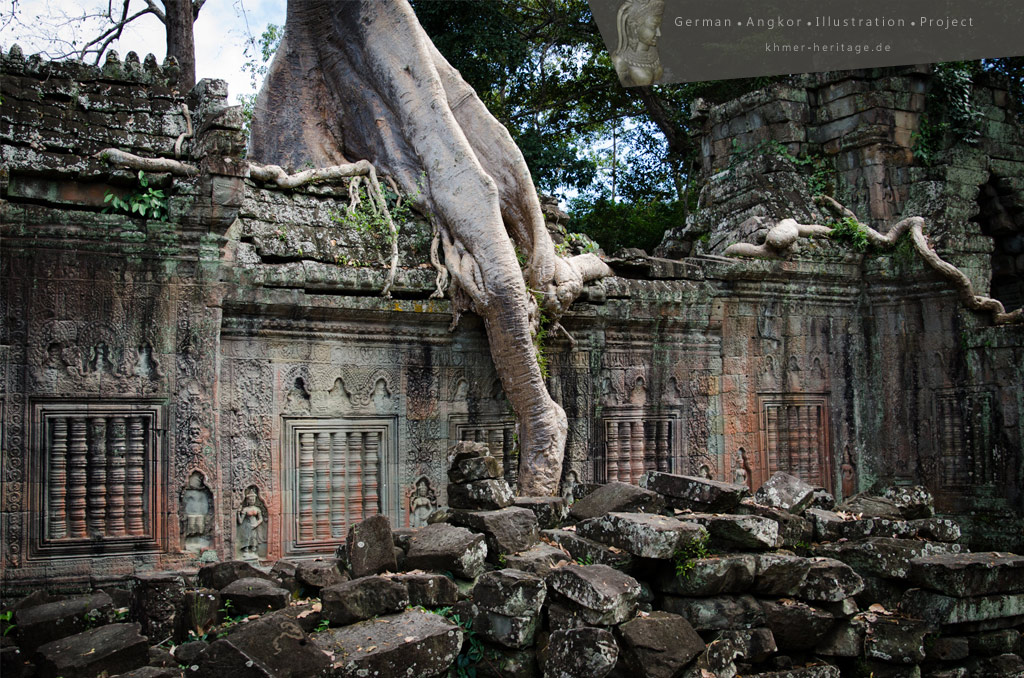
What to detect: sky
<box><xmin>0</xmin><ymin>0</ymin><xmax>287</xmax><ymax>102</ymax></box>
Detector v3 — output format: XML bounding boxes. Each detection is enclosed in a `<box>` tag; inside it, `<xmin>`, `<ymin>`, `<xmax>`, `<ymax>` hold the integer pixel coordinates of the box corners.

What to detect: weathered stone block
<box><xmin>883</xmin><ymin>485</ymin><xmax>935</xmax><ymax>519</ymax></box>
<box><xmin>131</xmin><ymin>573</ymin><xmax>185</xmax><ymax>641</ymax></box>
<box><xmin>617</xmin><ymin>611</ymin><xmax>705</xmax><ymax>678</ymax></box>
<box><xmin>541</xmin><ymin>529</ymin><xmax>634</xmax><ymax>571</ymax></box>
<box><xmin>813</xmin><ymin>538</ymin><xmax>959</xmax><ymax>579</ymax></box>
<box><xmin>546</xmin><ymin>564</ymin><xmax>640</xmax><ymax>626</ymax></box>
<box><xmin>346</xmin><ymin>514</ymin><xmax>397</xmax><ymax>577</ymax></box>
<box><xmin>659</xmin><ymin>594</ymin><xmax>765</xmax><ymax>631</ymax></box>
<box><xmin>568</xmin><ymin>481</ymin><xmax>665</xmax><ymax>521</ymax></box>
<box><xmin>804</xmin><ymin>508</ymin><xmax>876</xmax><ymax>542</ymax></box>
<box><xmin>760</xmin><ymin>598</ymin><xmax>837</xmax><ymax>652</ymax></box>
<box><xmin>753</xmin><ymin>554</ymin><xmax>812</xmax><ymax>596</ymax></box>
<box><xmin>15</xmin><ymin>592</ymin><xmax>114</xmax><ymax>652</ymax></box>
<box><xmin>513</xmin><ymin>496</ymin><xmax>568</xmax><ymax>529</ymax></box>
<box><xmin>448</xmin><ymin>506</ymin><xmax>539</xmax><ymax>559</ymax></box>
<box><xmin>448</xmin><ymin>479</ymin><xmax>514</xmax><ymax>510</ymax></box>
<box><xmin>899</xmin><ymin>589</ymin><xmax>1024</xmax><ymax>626</ymax></box>
<box><xmin>449</xmin><ymin>455</ymin><xmax>503</xmax><ymax>484</ymax></box>
<box><xmin>801</xmin><ymin>558</ymin><xmax>865</xmax><ymax>602</ymax></box>
<box><xmin>738</xmin><ymin>501</ymin><xmax>814</xmax><ymax>550</ymax></box>
<box><xmin>715</xmin><ymin>627</ymin><xmax>777</xmax><ymax>663</ymax></box>
<box><xmin>312</xmin><ymin>610</ymin><xmax>462</xmax><ymax>678</ymax></box>
<box><xmin>909</xmin><ymin>552</ymin><xmax>1024</xmax><ymax>596</ymax></box>
<box><xmin>640</xmin><ymin>471</ymin><xmax>749</xmax><ymax>512</ymax></box>
<box><xmin>197</xmin><ymin>561</ymin><xmax>275</xmax><ymax>591</ymax></box>
<box><xmin>321</xmin><ymin>576</ymin><xmax>409</xmax><ymax>626</ymax></box>
<box><xmin>295</xmin><ymin>561</ymin><xmax>348</xmax><ymax>595</ymax></box>
<box><xmin>653</xmin><ymin>554</ymin><xmax>756</xmax><ymax>596</ymax></box>
<box><xmin>392</xmin><ymin>573</ymin><xmax>459</xmax><ymax>608</ymax></box>
<box><xmin>908</xmin><ymin>517</ymin><xmax>961</xmax><ymax>542</ymax></box>
<box><xmin>927</xmin><ymin>636</ymin><xmax>970</xmax><ymax>662</ymax></box>
<box><xmin>968</xmin><ymin>628</ymin><xmax>1023</xmax><ymax>656</ymax></box>
<box><xmin>575</xmin><ymin>512</ymin><xmax>706</xmax><ymax>559</ymax></box>
<box><xmin>404</xmin><ymin>523</ymin><xmax>488</xmax><ymax>578</ymax></box>
<box><xmin>736</xmin><ymin>666</ymin><xmax>840</xmax><ymax>678</ymax></box>
<box><xmin>754</xmin><ymin>472</ymin><xmax>816</xmax><ymax>514</ymax></box>
<box><xmin>472</xmin><ymin>569</ymin><xmax>546</xmax><ymax>617</ymax></box>
<box><xmin>33</xmin><ymin>623</ymin><xmax>148</xmax><ymax>678</ymax></box>
<box><xmin>193</xmin><ymin>613</ymin><xmax>330</xmax><ymax>678</ymax></box>
<box><xmin>862</xmin><ymin>615</ymin><xmax>933</xmax><ymax>665</ymax></box>
<box><xmin>475</xmin><ymin>644</ymin><xmax>536</xmax><ymax>678</ymax></box>
<box><xmin>468</xmin><ymin>605</ymin><xmax>539</xmax><ymax>649</ymax></box>
<box><xmin>540</xmin><ymin>627</ymin><xmax>618</xmax><ymax>678</ymax></box>
<box><xmin>504</xmin><ymin>543</ymin><xmax>571</xmax><ymax>576</ymax></box>
<box><xmin>219</xmin><ymin>578</ymin><xmax>289</xmax><ymax>616</ymax></box>
<box><xmin>836</xmin><ymin>493</ymin><xmax>901</xmax><ymax>519</ymax></box>
<box><xmin>686</xmin><ymin>513</ymin><xmax>780</xmax><ymax>551</ymax></box>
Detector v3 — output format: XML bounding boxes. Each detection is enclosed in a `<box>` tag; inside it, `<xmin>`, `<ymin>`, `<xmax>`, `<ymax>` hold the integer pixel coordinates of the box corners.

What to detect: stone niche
<box><xmin>2</xmin><ymin>54</ymin><xmax>1024</xmax><ymax>591</ymax></box>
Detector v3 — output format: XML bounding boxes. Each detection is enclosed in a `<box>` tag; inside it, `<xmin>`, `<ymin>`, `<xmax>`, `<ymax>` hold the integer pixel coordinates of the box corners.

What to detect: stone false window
<box><xmin>936</xmin><ymin>389</ymin><xmax>997</xmax><ymax>488</ymax></box>
<box><xmin>450</xmin><ymin>415</ymin><xmax>518</xmax><ymax>483</ymax></box>
<box><xmin>32</xmin><ymin>401</ymin><xmax>164</xmax><ymax>557</ymax></box>
<box><xmin>282</xmin><ymin>417</ymin><xmax>396</xmax><ymax>554</ymax></box>
<box><xmin>600</xmin><ymin>414</ymin><xmax>678</xmax><ymax>484</ymax></box>
<box><xmin>758</xmin><ymin>395</ymin><xmax>831</xmax><ymax>491</ymax></box>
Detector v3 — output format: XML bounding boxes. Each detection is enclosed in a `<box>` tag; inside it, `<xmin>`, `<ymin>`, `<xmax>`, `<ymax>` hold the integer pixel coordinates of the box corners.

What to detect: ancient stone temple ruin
<box><xmin>1</xmin><ymin>49</ymin><xmax>1023</xmax><ymax>598</ymax></box>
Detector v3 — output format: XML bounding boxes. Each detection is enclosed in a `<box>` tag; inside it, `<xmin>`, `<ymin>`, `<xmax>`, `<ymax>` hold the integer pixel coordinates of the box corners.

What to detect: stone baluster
<box><xmin>126</xmin><ymin>417</ymin><xmax>146</xmax><ymax>535</ymax></box>
<box><xmin>315</xmin><ymin>431</ymin><xmax>331</xmax><ymax>540</ymax></box>
<box><xmin>656</xmin><ymin>420</ymin><xmax>671</xmax><ymax>472</ymax></box>
<box><xmin>630</xmin><ymin>420</ymin><xmax>645</xmax><ymax>483</ymax></box>
<box><xmin>363</xmin><ymin>431</ymin><xmax>380</xmax><ymax>516</ymax></box>
<box><xmin>347</xmin><ymin>431</ymin><xmax>363</xmax><ymax>523</ymax></box>
<box><xmin>330</xmin><ymin>431</ymin><xmax>345</xmax><ymax>539</ymax></box>
<box><xmin>605</xmin><ymin>421</ymin><xmax>619</xmax><ymax>482</ymax></box>
<box><xmin>87</xmin><ymin>417</ymin><xmax>108</xmax><ymax>536</ymax></box>
<box><xmin>298</xmin><ymin>431</ymin><xmax>315</xmax><ymax>542</ymax></box>
<box><xmin>617</xmin><ymin>423</ymin><xmax>632</xmax><ymax>482</ymax></box>
<box><xmin>48</xmin><ymin>418</ymin><xmax>69</xmax><ymax>539</ymax></box>
<box><xmin>67</xmin><ymin>417</ymin><xmax>89</xmax><ymax>538</ymax></box>
<box><xmin>106</xmin><ymin>417</ymin><xmax>127</xmax><ymax>536</ymax></box>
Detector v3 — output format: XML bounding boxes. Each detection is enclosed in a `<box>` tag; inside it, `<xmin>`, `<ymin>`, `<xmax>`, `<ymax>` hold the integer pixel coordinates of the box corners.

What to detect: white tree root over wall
<box><xmin>724</xmin><ymin>195</ymin><xmax>1023</xmax><ymax>325</ymax></box>
<box><xmin>95</xmin><ymin>151</ymin><xmax>405</xmax><ymax>298</ymax></box>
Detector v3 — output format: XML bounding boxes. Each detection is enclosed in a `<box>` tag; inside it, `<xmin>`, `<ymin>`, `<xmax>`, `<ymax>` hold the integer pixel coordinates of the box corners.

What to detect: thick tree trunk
<box><xmin>251</xmin><ymin>0</ymin><xmax>611</xmax><ymax>495</ymax></box>
<box><xmin>163</xmin><ymin>0</ymin><xmax>196</xmax><ymax>91</ymax></box>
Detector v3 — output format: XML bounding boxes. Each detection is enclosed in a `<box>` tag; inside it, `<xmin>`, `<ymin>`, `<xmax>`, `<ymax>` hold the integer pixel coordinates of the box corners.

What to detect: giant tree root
<box><xmin>723</xmin><ymin>195</ymin><xmax>1022</xmax><ymax>325</ymax></box>
<box><xmin>249</xmin><ymin>0</ymin><xmax>613</xmax><ymax>495</ymax></box>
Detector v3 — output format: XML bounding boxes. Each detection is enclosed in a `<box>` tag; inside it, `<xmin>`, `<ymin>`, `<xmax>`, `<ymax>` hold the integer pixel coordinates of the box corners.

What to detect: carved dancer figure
<box><xmin>409</xmin><ymin>476</ymin><xmax>437</xmax><ymax>527</ymax></box>
<box><xmin>237</xmin><ymin>486</ymin><xmax>266</xmax><ymax>558</ymax></box>
<box><xmin>612</xmin><ymin>0</ymin><xmax>666</xmax><ymax>87</ymax></box>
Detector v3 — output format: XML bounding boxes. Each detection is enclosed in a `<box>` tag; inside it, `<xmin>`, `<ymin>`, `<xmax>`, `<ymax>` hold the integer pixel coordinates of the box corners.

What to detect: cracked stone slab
<box><xmin>754</xmin><ymin>471</ymin><xmax>816</xmax><ymax>514</ymax></box>
<box><xmin>313</xmin><ymin>609</ymin><xmax>462</xmax><ymax>678</ymax></box>
<box><xmin>640</xmin><ymin>471</ymin><xmax>749</xmax><ymax>512</ymax></box>
<box><xmin>685</xmin><ymin>513</ymin><xmax>780</xmax><ymax>551</ymax></box>
<box><xmin>404</xmin><ymin>523</ymin><xmax>488</xmax><ymax>578</ymax></box>
<box><xmin>575</xmin><ymin>512</ymin><xmax>706</xmax><ymax>559</ymax></box>
<box><xmin>653</xmin><ymin>554</ymin><xmax>756</xmax><ymax>596</ymax></box>
<box><xmin>812</xmin><ymin>537</ymin><xmax>960</xmax><ymax>579</ymax></box>
<box><xmin>546</xmin><ymin>564</ymin><xmax>640</xmax><ymax>626</ymax></box>
<box><xmin>568</xmin><ymin>481</ymin><xmax>666</xmax><ymax>521</ymax></box>
<box><xmin>909</xmin><ymin>552</ymin><xmax>1024</xmax><ymax>596</ymax></box>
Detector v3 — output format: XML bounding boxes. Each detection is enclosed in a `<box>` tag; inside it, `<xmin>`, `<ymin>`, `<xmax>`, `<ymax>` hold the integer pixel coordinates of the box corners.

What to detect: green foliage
<box><xmin>672</xmin><ymin>533</ymin><xmax>711</xmax><ymax>579</ymax></box>
<box><xmin>1</xmin><ymin>610</ymin><xmax>15</xmax><ymax>636</ymax></box>
<box><xmin>828</xmin><ymin>217</ymin><xmax>870</xmax><ymax>252</ymax></box>
<box><xmin>729</xmin><ymin>139</ymin><xmax>834</xmax><ymax>196</ymax></box>
<box><xmin>533</xmin><ymin>308</ymin><xmax>551</xmax><ymax>380</ymax></box>
<box><xmin>436</xmin><ymin>608</ymin><xmax>484</xmax><ymax>678</ymax></box>
<box><xmin>331</xmin><ymin>182</ymin><xmax>420</xmax><ymax>260</ymax></box>
<box><xmin>103</xmin><ymin>171</ymin><xmax>167</xmax><ymax>220</ymax></box>
<box><xmin>575</xmin><ymin>554</ymin><xmax>593</xmax><ymax>566</ymax></box>
<box><xmin>237</xmin><ymin>23</ymin><xmax>284</xmax><ymax>144</ymax></box>
<box><xmin>568</xmin><ymin>196</ymin><xmax>684</xmax><ymax>254</ymax></box>
<box><xmin>315</xmin><ymin>619</ymin><xmax>330</xmax><ymax>633</ymax></box>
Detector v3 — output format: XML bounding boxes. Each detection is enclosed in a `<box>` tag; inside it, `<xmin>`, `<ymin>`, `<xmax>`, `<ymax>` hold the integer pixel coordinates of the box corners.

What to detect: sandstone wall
<box><xmin>2</xmin><ymin>52</ymin><xmax>1022</xmax><ymax>592</ymax></box>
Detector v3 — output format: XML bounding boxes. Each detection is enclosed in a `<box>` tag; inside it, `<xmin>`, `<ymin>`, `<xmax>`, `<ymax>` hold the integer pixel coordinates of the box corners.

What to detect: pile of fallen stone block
<box><xmin>3</xmin><ymin>442</ymin><xmax>1024</xmax><ymax>678</ymax></box>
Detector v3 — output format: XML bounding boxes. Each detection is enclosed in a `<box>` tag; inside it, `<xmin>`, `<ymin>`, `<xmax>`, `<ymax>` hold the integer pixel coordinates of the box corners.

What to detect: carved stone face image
<box><xmin>612</xmin><ymin>0</ymin><xmax>666</xmax><ymax>87</ymax></box>
<box><xmin>636</xmin><ymin>12</ymin><xmax>661</xmax><ymax>47</ymax></box>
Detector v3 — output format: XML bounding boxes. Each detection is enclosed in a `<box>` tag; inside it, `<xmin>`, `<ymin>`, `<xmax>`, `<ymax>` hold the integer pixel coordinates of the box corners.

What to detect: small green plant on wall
<box><xmin>104</xmin><ymin>170</ymin><xmax>168</xmax><ymax>220</ymax></box>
